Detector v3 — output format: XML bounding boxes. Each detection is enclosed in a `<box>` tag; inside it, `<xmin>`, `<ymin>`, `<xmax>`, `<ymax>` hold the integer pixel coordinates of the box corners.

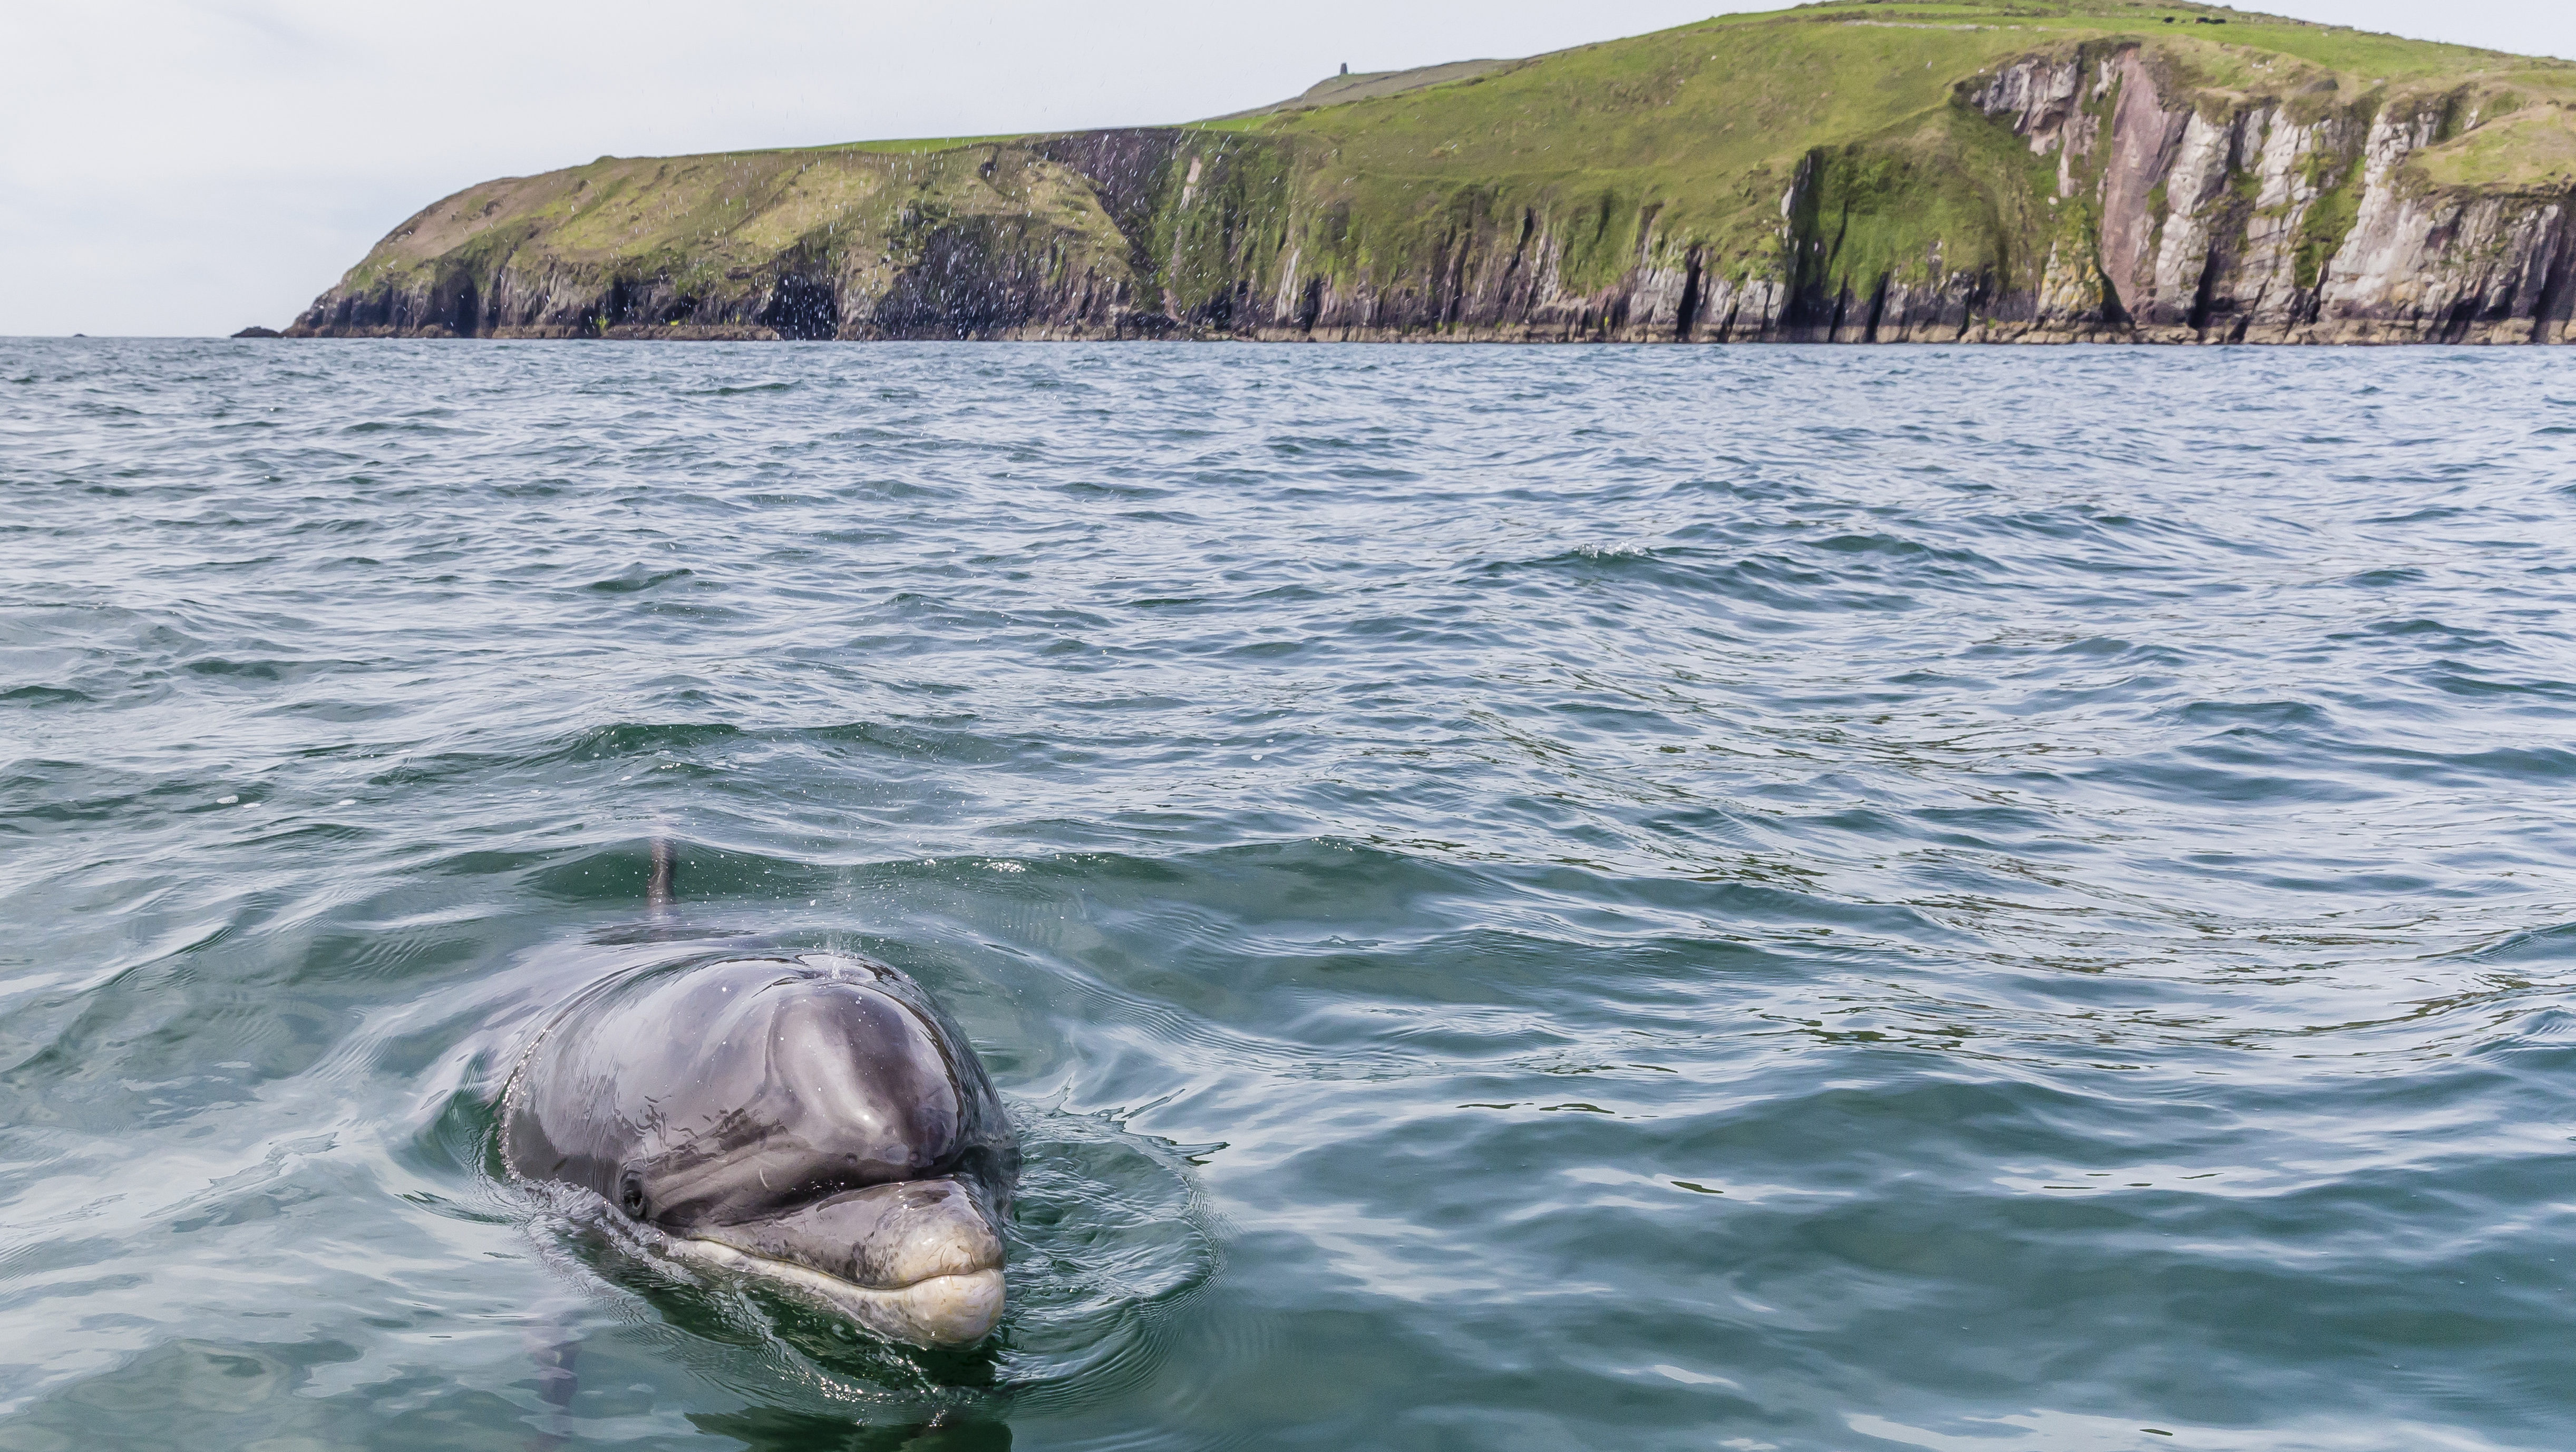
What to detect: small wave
<box><xmin>0</xmin><ymin>685</ymin><xmax>91</xmax><ymax>706</ymax></box>
<box><xmin>550</xmin><ymin>720</ymin><xmax>747</xmax><ymax>761</ymax></box>
<box><xmin>585</xmin><ymin>564</ymin><xmax>697</xmax><ymax>593</ymax></box>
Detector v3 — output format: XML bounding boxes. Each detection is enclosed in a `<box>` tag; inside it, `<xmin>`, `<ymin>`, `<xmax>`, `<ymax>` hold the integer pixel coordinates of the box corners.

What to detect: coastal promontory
<box><xmin>288</xmin><ymin>1</ymin><xmax>2576</xmax><ymax>344</ymax></box>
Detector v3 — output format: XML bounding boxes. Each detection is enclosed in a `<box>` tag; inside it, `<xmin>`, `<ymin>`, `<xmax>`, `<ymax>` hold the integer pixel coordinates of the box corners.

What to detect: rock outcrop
<box><xmin>1912</xmin><ymin>48</ymin><xmax>2576</xmax><ymax>343</ymax></box>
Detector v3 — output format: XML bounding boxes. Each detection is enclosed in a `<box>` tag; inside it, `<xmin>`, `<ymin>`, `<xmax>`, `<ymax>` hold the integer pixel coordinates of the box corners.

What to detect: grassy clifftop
<box><xmin>324</xmin><ymin>144</ymin><xmax>1141</xmax><ymax>337</ymax></box>
<box><xmin>291</xmin><ymin>1</ymin><xmax>2576</xmax><ymax>343</ymax></box>
<box><xmin>1213</xmin><ymin>2</ymin><xmax>2570</xmax><ymax>290</ymax></box>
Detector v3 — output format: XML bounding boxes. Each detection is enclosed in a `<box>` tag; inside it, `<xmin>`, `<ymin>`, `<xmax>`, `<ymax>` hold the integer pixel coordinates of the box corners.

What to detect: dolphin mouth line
<box><xmin>668</xmin><ymin>1236</ymin><xmax>1006</xmax><ymax>1347</ymax></box>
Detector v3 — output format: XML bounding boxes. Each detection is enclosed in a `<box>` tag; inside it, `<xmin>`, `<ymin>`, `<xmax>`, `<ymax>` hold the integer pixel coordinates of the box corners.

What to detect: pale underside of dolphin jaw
<box><xmin>669</xmin><ymin>1236</ymin><xmax>1006</xmax><ymax>1347</ymax></box>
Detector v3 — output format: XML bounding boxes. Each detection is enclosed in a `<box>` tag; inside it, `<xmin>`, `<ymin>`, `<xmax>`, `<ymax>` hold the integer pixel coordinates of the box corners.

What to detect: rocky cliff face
<box><xmin>289</xmin><ymin>25</ymin><xmax>2576</xmax><ymax>345</ymax></box>
<box><xmin>1913</xmin><ymin>48</ymin><xmax>2576</xmax><ymax>343</ymax></box>
<box><xmin>288</xmin><ymin>142</ymin><xmax>1170</xmax><ymax>342</ymax></box>
<box><xmin>1234</xmin><ymin>45</ymin><xmax>2576</xmax><ymax>345</ymax></box>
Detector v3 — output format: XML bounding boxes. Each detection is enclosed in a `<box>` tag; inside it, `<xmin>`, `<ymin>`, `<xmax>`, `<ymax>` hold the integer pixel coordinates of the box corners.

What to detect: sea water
<box><xmin>3</xmin><ymin>339</ymin><xmax>2572</xmax><ymax>1450</ymax></box>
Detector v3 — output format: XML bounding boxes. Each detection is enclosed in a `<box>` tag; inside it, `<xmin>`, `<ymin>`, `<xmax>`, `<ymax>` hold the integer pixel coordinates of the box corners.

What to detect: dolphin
<box><xmin>499</xmin><ymin>933</ymin><xmax>1019</xmax><ymax>1348</ymax></box>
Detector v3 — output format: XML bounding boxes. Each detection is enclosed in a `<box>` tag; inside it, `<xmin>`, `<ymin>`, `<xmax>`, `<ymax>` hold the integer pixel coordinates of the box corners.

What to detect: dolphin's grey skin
<box><xmin>500</xmin><ymin>950</ymin><xmax>1018</xmax><ymax>1347</ymax></box>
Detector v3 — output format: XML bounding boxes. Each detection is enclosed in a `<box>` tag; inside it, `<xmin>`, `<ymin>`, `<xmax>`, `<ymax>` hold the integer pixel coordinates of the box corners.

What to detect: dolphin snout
<box><xmin>687</xmin><ymin>1177</ymin><xmax>1006</xmax><ymax>1345</ymax></box>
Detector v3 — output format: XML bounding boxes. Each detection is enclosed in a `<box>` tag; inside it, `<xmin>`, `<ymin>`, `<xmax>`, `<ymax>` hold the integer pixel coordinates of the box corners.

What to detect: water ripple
<box><xmin>1</xmin><ymin>340</ymin><xmax>2572</xmax><ymax>1450</ymax></box>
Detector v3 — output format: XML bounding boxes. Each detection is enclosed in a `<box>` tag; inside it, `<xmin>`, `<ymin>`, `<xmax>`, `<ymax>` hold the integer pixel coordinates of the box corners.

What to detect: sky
<box><xmin>3</xmin><ymin>1</ymin><xmax>2570</xmax><ymax>337</ymax></box>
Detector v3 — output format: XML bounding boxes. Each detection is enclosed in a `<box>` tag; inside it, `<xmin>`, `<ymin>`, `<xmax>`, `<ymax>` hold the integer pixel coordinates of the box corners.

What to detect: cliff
<box><xmin>287</xmin><ymin>0</ymin><xmax>2576</xmax><ymax>344</ymax></box>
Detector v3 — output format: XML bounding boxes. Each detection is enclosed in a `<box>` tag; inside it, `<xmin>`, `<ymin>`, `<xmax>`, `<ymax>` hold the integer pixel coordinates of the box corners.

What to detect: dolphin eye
<box><xmin>618</xmin><ymin>1174</ymin><xmax>647</xmax><ymax>1218</ymax></box>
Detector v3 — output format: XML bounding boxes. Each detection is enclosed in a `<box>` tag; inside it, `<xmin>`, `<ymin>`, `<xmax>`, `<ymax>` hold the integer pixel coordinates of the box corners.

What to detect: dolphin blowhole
<box><xmin>500</xmin><ymin>951</ymin><xmax>1019</xmax><ymax>1347</ymax></box>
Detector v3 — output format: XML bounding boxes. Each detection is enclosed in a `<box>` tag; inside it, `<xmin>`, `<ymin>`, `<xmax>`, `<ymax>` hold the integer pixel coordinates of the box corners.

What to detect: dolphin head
<box><xmin>504</xmin><ymin>953</ymin><xmax>1018</xmax><ymax>1346</ymax></box>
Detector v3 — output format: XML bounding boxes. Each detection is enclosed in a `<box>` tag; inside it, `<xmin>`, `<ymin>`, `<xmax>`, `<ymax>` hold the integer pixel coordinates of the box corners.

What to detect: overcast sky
<box><xmin>3</xmin><ymin>2</ymin><xmax>2568</xmax><ymax>337</ymax></box>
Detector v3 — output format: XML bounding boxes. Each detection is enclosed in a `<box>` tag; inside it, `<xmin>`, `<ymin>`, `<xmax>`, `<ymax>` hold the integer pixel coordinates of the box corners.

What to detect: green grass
<box><xmin>789</xmin><ymin>134</ymin><xmax>1035</xmax><ymax>156</ymax></box>
<box><xmin>2292</xmin><ymin>141</ymin><xmax>2365</xmax><ymax>291</ymax></box>
<box><xmin>2409</xmin><ymin>104</ymin><xmax>2576</xmax><ymax>191</ymax></box>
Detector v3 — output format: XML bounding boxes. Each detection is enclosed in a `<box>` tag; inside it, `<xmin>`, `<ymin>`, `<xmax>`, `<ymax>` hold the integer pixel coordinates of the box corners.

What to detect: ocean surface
<box><xmin>3</xmin><ymin>338</ymin><xmax>2572</xmax><ymax>1451</ymax></box>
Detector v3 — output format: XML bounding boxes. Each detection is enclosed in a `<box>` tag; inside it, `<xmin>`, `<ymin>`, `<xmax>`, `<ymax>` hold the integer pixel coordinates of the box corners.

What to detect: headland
<box><xmin>287</xmin><ymin>1</ymin><xmax>2576</xmax><ymax>344</ymax></box>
